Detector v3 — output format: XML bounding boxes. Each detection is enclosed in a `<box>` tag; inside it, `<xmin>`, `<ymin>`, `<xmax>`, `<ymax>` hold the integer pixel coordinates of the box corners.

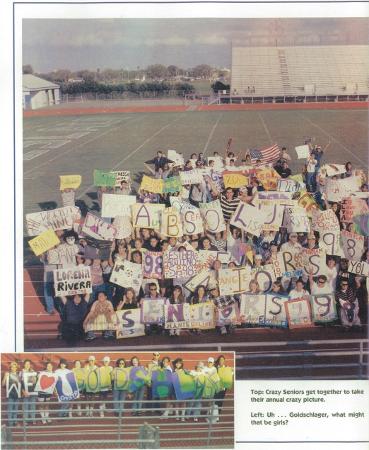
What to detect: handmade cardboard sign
<box><xmin>82</xmin><ymin>212</ymin><xmax>117</xmax><ymax>241</ymax></box>
<box><xmin>180</xmin><ymin>169</ymin><xmax>204</xmax><ymax>185</ymax></box>
<box><xmin>60</xmin><ymin>175</ymin><xmax>82</xmax><ymax>190</ymax></box>
<box><xmin>132</xmin><ymin>203</ymin><xmax>165</xmax><ymax>230</ymax></box>
<box><xmin>217</xmin><ymin>367</ymin><xmax>233</xmax><ymax>390</ymax></box>
<box><xmin>98</xmin><ymin>367</ymin><xmax>113</xmax><ymax>391</ymax></box>
<box><xmin>184</xmin><ymin>270</ymin><xmax>217</xmax><ymax>292</ymax></box>
<box><xmin>216</xmin><ymin>303</ymin><xmax>239</xmax><ymax>326</ymax></box>
<box><xmin>300</xmin><ymin>248</ymin><xmax>326</xmax><ymax>277</ymax></box>
<box><xmin>112</xmin><ymin>170</ymin><xmax>131</xmax><ymax>187</ymax></box>
<box><xmin>85</xmin><ymin>369</ymin><xmax>100</xmax><ymax>393</ymax></box>
<box><xmin>295</xmin><ymin>144</ymin><xmax>310</xmax><ymax>159</ymax></box>
<box><xmin>112</xmin><ymin>215</ymin><xmax>133</xmax><ymax>240</ymax></box>
<box><xmin>151</xmin><ymin>369</ymin><xmax>174</xmax><ymax>399</ymax></box>
<box><xmin>163</xmin><ymin>250</ymin><xmax>199</xmax><ymax>278</ymax></box>
<box><xmin>310</xmin><ymin>294</ymin><xmax>337</xmax><ymax>323</ymax></box>
<box><xmin>255</xmin><ymin>191</ymin><xmax>294</xmax><ymax>204</ymax></box>
<box><xmin>94</xmin><ymin>169</ymin><xmax>116</xmax><ymax>187</ymax></box>
<box><xmin>116</xmin><ymin>309</ymin><xmax>146</xmax><ymax>338</ymax></box>
<box><xmin>161</xmin><ymin>207</ymin><xmax>183</xmax><ymax>237</ymax></box>
<box><xmin>26</xmin><ymin>206</ymin><xmax>81</xmax><ymax>236</ymax></box>
<box><xmin>322</xmin><ymin>164</ymin><xmax>346</xmax><ymax>177</ymax></box>
<box><xmin>84</xmin><ymin>307</ymin><xmax>118</xmax><ymax>332</ymax></box>
<box><xmin>180</xmin><ymin>204</ymin><xmax>204</xmax><ymax>235</ymax></box>
<box><xmin>277</xmin><ymin>179</ymin><xmax>300</xmax><ymax>193</ymax></box>
<box><xmin>272</xmin><ymin>251</ymin><xmax>303</xmax><ymax>278</ymax></box>
<box><xmin>250</xmin><ymin>265</ymin><xmax>276</xmax><ymax>292</ymax></box>
<box><xmin>199</xmin><ymin>200</ymin><xmax>226</xmax><ymax>233</ymax></box>
<box><xmin>353</xmin><ymin>214</ymin><xmax>369</xmax><ymax>237</ymax></box>
<box><xmin>101</xmin><ymin>194</ymin><xmax>136</xmax><ymax>218</ymax></box>
<box><xmin>223</xmin><ymin>172</ymin><xmax>248</xmax><ymax>188</ymax></box>
<box><xmin>208</xmin><ymin>156</ymin><xmax>224</xmax><ymax>170</ymax></box>
<box><xmin>218</xmin><ymin>267</ymin><xmax>251</xmax><ymax>296</ymax></box>
<box><xmin>188</xmin><ymin>302</ymin><xmax>215</xmax><ymax>329</ymax></box>
<box><xmin>55</xmin><ymin>370</ymin><xmax>79</xmax><ymax>402</ymax></box>
<box><xmin>167</xmin><ymin>149</ymin><xmax>184</xmax><ymax>166</ymax></box>
<box><xmin>164</xmin><ymin>303</ymin><xmax>188</xmax><ymax>329</ymax></box>
<box><xmin>172</xmin><ymin>371</ymin><xmax>196</xmax><ymax>400</ymax></box>
<box><xmin>110</xmin><ymin>261</ymin><xmax>143</xmax><ymax>295</ymax></box>
<box><xmin>239</xmin><ymin>294</ymin><xmax>266</xmax><ymax>325</ymax></box>
<box><xmin>113</xmin><ymin>368</ymin><xmax>131</xmax><ymax>390</ymax></box>
<box><xmin>283</xmin><ymin>206</ymin><xmax>310</xmax><ymax>233</ymax></box>
<box><xmin>143</xmin><ymin>251</ymin><xmax>163</xmax><ymax>279</ymax></box>
<box><xmin>256</xmin><ymin>168</ymin><xmax>280</xmax><ymax>191</ymax></box>
<box><xmin>312</xmin><ymin>209</ymin><xmax>340</xmax><ymax>233</ymax></box>
<box><xmin>341</xmin><ymin>230</ymin><xmax>365</xmax><ymax>261</ymax></box>
<box><xmin>340</xmin><ymin>197</ymin><xmax>369</xmax><ymax>223</ymax></box>
<box><xmin>348</xmin><ymin>260</ymin><xmax>369</xmax><ymax>277</ymax></box>
<box><xmin>140</xmin><ymin>175</ymin><xmax>164</xmax><ymax>194</ymax></box>
<box><xmin>140</xmin><ymin>298</ymin><xmax>166</xmax><ymax>324</ymax></box>
<box><xmin>298</xmin><ymin>191</ymin><xmax>320</xmax><ymax>217</ymax></box>
<box><xmin>324</xmin><ymin>176</ymin><xmax>361</xmax><ymax>202</ymax></box>
<box><xmin>285</xmin><ymin>298</ymin><xmax>313</xmax><ymax>329</ymax></box>
<box><xmin>197</xmin><ymin>250</ymin><xmax>218</xmax><ymax>270</ymax></box>
<box><xmin>163</xmin><ymin>176</ymin><xmax>182</xmax><ymax>193</ymax></box>
<box><xmin>53</xmin><ymin>267</ymin><xmax>92</xmax><ymax>296</ymax></box>
<box><xmin>264</xmin><ymin>293</ymin><xmax>289</xmax><ymax>328</ymax></box>
<box><xmin>230</xmin><ymin>203</ymin><xmax>268</xmax><ymax>237</ymax></box>
<box><xmin>22</xmin><ymin>372</ymin><xmax>38</xmax><ymax>395</ymax></box>
<box><xmin>258</xmin><ymin>203</ymin><xmax>285</xmax><ymax>231</ymax></box>
<box><xmin>129</xmin><ymin>367</ymin><xmax>150</xmax><ymax>393</ymax></box>
<box><xmin>35</xmin><ymin>372</ymin><xmax>58</xmax><ymax>395</ymax></box>
<box><xmin>29</xmin><ymin>229</ymin><xmax>60</xmax><ymax>256</ymax></box>
<box><xmin>72</xmin><ymin>369</ymin><xmax>86</xmax><ymax>391</ymax></box>
<box><xmin>319</xmin><ymin>230</ymin><xmax>342</xmax><ymax>257</ymax></box>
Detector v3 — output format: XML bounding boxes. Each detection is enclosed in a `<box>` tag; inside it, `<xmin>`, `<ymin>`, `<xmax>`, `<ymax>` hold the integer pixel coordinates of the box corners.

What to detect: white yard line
<box><xmin>203</xmin><ymin>114</ymin><xmax>223</xmax><ymax>155</ymax></box>
<box><xmin>23</xmin><ymin>116</ymin><xmax>141</xmax><ymax>176</ymax></box>
<box><xmin>300</xmin><ymin>113</ymin><xmax>368</xmax><ymax>168</ymax></box>
<box><xmin>258</xmin><ymin>112</ymin><xmax>273</xmax><ymax>145</ymax></box>
<box><xmin>77</xmin><ymin>115</ymin><xmax>182</xmax><ymax>200</ymax></box>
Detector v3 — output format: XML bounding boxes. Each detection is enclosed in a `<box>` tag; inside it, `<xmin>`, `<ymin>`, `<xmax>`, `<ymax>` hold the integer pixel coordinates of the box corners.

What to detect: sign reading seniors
<box><xmin>140</xmin><ymin>175</ymin><xmax>164</xmax><ymax>194</ymax></box>
<box><xmin>200</xmin><ymin>200</ymin><xmax>226</xmax><ymax>233</ymax></box>
<box><xmin>164</xmin><ymin>302</ymin><xmax>215</xmax><ymax>329</ymax></box>
<box><xmin>218</xmin><ymin>267</ymin><xmax>251</xmax><ymax>296</ymax></box>
<box><xmin>82</xmin><ymin>212</ymin><xmax>117</xmax><ymax>241</ymax></box>
<box><xmin>163</xmin><ymin>250</ymin><xmax>198</xmax><ymax>278</ymax></box>
<box><xmin>101</xmin><ymin>194</ymin><xmax>136</xmax><ymax>218</ymax></box>
<box><xmin>59</xmin><ymin>175</ymin><xmax>82</xmax><ymax>190</ymax></box>
<box><xmin>110</xmin><ymin>261</ymin><xmax>143</xmax><ymax>295</ymax></box>
<box><xmin>93</xmin><ymin>169</ymin><xmax>116</xmax><ymax>187</ymax></box>
<box><xmin>116</xmin><ymin>309</ymin><xmax>145</xmax><ymax>339</ymax></box>
<box><xmin>230</xmin><ymin>203</ymin><xmax>268</xmax><ymax>237</ymax></box>
<box><xmin>26</xmin><ymin>206</ymin><xmax>81</xmax><ymax>236</ymax></box>
<box><xmin>132</xmin><ymin>203</ymin><xmax>165</xmax><ymax>230</ymax></box>
<box><xmin>29</xmin><ymin>229</ymin><xmax>60</xmax><ymax>256</ymax></box>
<box><xmin>310</xmin><ymin>294</ymin><xmax>338</xmax><ymax>323</ymax></box>
<box><xmin>53</xmin><ymin>267</ymin><xmax>92</xmax><ymax>297</ymax></box>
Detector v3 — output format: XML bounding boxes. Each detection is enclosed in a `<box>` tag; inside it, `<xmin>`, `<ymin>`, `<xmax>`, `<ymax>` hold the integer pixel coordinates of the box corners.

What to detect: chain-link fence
<box><xmin>1</xmin><ymin>397</ymin><xmax>234</xmax><ymax>449</ymax></box>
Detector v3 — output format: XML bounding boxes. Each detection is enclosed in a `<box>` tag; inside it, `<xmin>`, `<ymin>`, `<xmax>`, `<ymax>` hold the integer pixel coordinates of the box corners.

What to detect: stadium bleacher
<box><xmin>231</xmin><ymin>45</ymin><xmax>369</xmax><ymax>99</ymax></box>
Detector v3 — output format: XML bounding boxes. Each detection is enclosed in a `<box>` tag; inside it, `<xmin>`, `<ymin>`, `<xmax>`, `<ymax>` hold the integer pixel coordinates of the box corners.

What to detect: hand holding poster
<box><xmin>116</xmin><ymin>309</ymin><xmax>145</xmax><ymax>338</ymax></box>
<box><xmin>26</xmin><ymin>206</ymin><xmax>81</xmax><ymax>236</ymax></box>
<box><xmin>54</xmin><ymin>267</ymin><xmax>92</xmax><ymax>297</ymax></box>
<box><xmin>82</xmin><ymin>212</ymin><xmax>117</xmax><ymax>241</ymax></box>
<box><xmin>310</xmin><ymin>294</ymin><xmax>337</xmax><ymax>323</ymax></box>
<box><xmin>60</xmin><ymin>175</ymin><xmax>82</xmax><ymax>190</ymax></box>
<box><xmin>112</xmin><ymin>170</ymin><xmax>131</xmax><ymax>188</ymax></box>
<box><xmin>29</xmin><ymin>229</ymin><xmax>60</xmax><ymax>256</ymax></box>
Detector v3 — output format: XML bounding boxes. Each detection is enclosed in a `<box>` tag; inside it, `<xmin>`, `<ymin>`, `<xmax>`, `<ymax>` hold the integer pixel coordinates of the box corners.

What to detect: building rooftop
<box><xmin>23</xmin><ymin>74</ymin><xmax>60</xmax><ymax>91</ymax></box>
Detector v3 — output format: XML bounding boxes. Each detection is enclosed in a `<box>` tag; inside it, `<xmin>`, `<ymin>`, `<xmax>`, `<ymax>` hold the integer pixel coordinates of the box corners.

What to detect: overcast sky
<box><xmin>23</xmin><ymin>18</ymin><xmax>369</xmax><ymax>72</ymax></box>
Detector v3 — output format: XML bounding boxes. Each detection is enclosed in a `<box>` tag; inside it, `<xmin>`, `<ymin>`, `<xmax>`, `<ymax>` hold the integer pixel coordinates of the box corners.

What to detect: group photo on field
<box><xmin>25</xmin><ymin>140</ymin><xmax>369</xmax><ymax>347</ymax></box>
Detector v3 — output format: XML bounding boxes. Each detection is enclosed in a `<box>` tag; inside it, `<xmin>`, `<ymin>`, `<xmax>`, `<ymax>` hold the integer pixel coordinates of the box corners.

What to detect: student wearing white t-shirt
<box><xmin>289</xmin><ymin>279</ymin><xmax>310</xmax><ymax>300</ymax></box>
<box><xmin>309</xmin><ymin>274</ymin><xmax>332</xmax><ymax>295</ymax></box>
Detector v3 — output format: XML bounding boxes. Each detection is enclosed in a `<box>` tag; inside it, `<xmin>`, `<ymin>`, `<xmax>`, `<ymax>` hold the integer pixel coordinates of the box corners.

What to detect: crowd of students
<box><xmin>36</xmin><ymin>141</ymin><xmax>369</xmax><ymax>345</ymax></box>
<box><xmin>2</xmin><ymin>353</ymin><xmax>233</xmax><ymax>427</ymax></box>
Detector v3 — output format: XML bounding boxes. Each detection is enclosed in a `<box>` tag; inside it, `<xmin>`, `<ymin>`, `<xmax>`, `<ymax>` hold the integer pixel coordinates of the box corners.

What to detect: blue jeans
<box><xmin>188</xmin><ymin>399</ymin><xmax>202</xmax><ymax>418</ymax></box>
<box><xmin>23</xmin><ymin>396</ymin><xmax>37</xmax><ymax>421</ymax></box>
<box><xmin>7</xmin><ymin>397</ymin><xmax>20</xmax><ymax>426</ymax></box>
<box><xmin>132</xmin><ymin>387</ymin><xmax>144</xmax><ymax>412</ymax></box>
<box><xmin>58</xmin><ymin>402</ymin><xmax>71</xmax><ymax>417</ymax></box>
<box><xmin>306</xmin><ymin>172</ymin><xmax>316</xmax><ymax>192</ymax></box>
<box><xmin>113</xmin><ymin>390</ymin><xmax>127</xmax><ymax>413</ymax></box>
<box><xmin>43</xmin><ymin>271</ymin><xmax>55</xmax><ymax>313</ymax></box>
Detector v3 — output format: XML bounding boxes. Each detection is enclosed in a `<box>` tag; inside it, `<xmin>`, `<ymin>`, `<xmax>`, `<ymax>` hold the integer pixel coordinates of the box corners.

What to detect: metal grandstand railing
<box><xmin>39</xmin><ymin>339</ymin><xmax>368</xmax><ymax>380</ymax></box>
<box><xmin>1</xmin><ymin>398</ymin><xmax>234</xmax><ymax>449</ymax></box>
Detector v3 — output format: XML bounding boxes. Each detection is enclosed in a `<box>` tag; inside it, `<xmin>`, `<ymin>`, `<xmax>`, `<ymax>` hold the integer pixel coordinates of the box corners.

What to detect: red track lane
<box><xmin>23</xmin><ymin>101</ymin><xmax>369</xmax><ymax>118</ymax></box>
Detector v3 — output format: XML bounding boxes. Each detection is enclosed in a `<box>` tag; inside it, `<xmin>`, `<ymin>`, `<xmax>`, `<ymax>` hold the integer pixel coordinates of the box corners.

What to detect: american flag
<box><xmin>250</xmin><ymin>144</ymin><xmax>280</xmax><ymax>165</ymax></box>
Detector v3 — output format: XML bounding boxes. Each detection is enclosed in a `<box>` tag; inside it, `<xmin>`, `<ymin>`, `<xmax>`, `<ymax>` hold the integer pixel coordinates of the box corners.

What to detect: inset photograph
<box><xmin>1</xmin><ymin>352</ymin><xmax>234</xmax><ymax>449</ymax></box>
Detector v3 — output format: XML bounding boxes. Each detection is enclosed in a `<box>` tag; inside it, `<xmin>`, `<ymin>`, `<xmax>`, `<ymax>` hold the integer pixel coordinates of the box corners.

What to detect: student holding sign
<box><xmin>2</xmin><ymin>361</ymin><xmax>22</xmax><ymax>427</ymax></box>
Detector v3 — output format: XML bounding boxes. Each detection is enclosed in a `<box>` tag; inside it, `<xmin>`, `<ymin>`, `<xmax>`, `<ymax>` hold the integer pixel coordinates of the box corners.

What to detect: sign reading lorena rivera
<box><xmin>53</xmin><ymin>267</ymin><xmax>93</xmax><ymax>297</ymax></box>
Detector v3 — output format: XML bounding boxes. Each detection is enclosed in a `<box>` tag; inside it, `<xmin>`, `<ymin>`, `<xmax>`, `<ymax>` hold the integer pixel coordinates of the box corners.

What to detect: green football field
<box><xmin>23</xmin><ymin>108</ymin><xmax>368</xmax><ymax>222</ymax></box>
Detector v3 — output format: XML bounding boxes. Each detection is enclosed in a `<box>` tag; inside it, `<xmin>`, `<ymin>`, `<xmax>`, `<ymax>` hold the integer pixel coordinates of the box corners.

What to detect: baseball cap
<box><xmin>208</xmin><ymin>357</ymin><xmax>215</xmax><ymax>363</ymax></box>
<box><xmin>88</xmin><ymin>356</ymin><xmax>96</xmax><ymax>362</ymax></box>
<box><xmin>102</xmin><ymin>356</ymin><xmax>110</xmax><ymax>363</ymax></box>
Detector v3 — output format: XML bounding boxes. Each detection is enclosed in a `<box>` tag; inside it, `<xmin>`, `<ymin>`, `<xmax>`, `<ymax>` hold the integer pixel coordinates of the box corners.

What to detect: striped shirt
<box><xmin>220</xmin><ymin>195</ymin><xmax>240</xmax><ymax>221</ymax></box>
